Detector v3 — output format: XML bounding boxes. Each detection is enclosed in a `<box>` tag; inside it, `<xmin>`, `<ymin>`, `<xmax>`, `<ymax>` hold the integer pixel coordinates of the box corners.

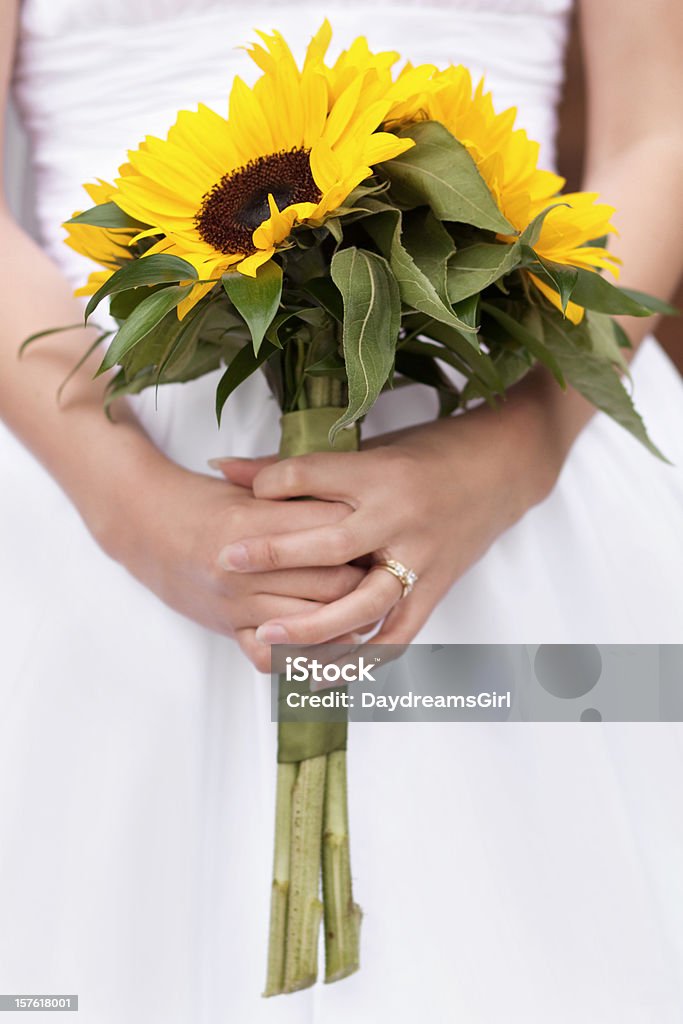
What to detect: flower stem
<box><xmin>322</xmin><ymin>750</ymin><xmax>362</xmax><ymax>982</ymax></box>
<box><xmin>283</xmin><ymin>755</ymin><xmax>328</xmax><ymax>992</ymax></box>
<box><xmin>264</xmin><ymin>762</ymin><xmax>297</xmax><ymax>997</ymax></box>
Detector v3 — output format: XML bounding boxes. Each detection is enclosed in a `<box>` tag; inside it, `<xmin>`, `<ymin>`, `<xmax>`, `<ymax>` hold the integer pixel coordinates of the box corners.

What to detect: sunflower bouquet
<box><xmin>25</xmin><ymin>21</ymin><xmax>671</xmax><ymax>995</ymax></box>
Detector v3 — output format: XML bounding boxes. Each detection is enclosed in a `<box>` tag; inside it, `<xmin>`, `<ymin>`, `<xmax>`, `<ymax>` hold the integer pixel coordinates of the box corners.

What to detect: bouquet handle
<box><xmin>264</xmin><ymin>401</ymin><xmax>362</xmax><ymax>996</ymax></box>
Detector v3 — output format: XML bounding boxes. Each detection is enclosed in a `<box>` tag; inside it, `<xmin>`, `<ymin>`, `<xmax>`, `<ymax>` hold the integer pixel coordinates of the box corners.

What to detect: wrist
<box><xmin>75</xmin><ymin>419</ymin><xmax>178</xmax><ymax>565</ymax></box>
<box><xmin>494</xmin><ymin>367</ymin><xmax>596</xmax><ymax>509</ymax></box>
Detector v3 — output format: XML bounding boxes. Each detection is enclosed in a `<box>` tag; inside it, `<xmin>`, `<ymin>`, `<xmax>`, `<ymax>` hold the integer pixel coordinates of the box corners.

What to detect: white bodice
<box><xmin>14</xmin><ymin>0</ymin><xmax>572</xmax><ymax>289</ymax></box>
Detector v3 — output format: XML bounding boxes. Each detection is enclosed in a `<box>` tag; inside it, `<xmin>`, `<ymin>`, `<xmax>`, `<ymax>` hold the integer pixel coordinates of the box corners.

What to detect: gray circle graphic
<box><xmin>534</xmin><ymin>645</ymin><xmax>603</xmax><ymax>699</ymax></box>
<box><xmin>580</xmin><ymin>707</ymin><xmax>602</xmax><ymax>722</ymax></box>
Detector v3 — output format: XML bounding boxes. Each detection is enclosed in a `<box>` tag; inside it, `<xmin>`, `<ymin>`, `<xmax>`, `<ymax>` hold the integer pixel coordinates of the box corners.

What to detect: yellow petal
<box><xmin>237</xmin><ymin>249</ymin><xmax>275</xmax><ymax>277</ymax></box>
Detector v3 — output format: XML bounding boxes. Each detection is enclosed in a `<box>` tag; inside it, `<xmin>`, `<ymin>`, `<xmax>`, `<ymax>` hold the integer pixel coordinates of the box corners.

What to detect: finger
<box><xmin>253</xmin><ymin>570</ymin><xmax>403</xmax><ymax>647</ymax></box>
<box><xmin>252</xmin><ymin>452</ymin><xmax>361</xmax><ymax>502</ymax></box>
<box><xmin>233</xmin><ymin>497</ymin><xmax>351</xmax><ymax>541</ymax></box>
<box><xmin>230</xmin><ymin>593</ymin><xmax>323</xmax><ymax>630</ymax></box>
<box><xmin>370</xmin><ymin>591</ymin><xmax>432</xmax><ymax>645</ymax></box>
<box><xmin>218</xmin><ymin>512</ymin><xmax>384</xmax><ymax>573</ymax></box>
<box><xmin>237</xmin><ymin>628</ymin><xmax>271</xmax><ymax>674</ymax></box>
<box><xmin>237</xmin><ymin>628</ymin><xmax>371</xmax><ymax>675</ymax></box>
<box><xmin>249</xmin><ymin>565</ymin><xmax>366</xmax><ymax>602</ymax></box>
<box><xmin>209</xmin><ymin>455</ymin><xmax>278</xmax><ymax>488</ymax></box>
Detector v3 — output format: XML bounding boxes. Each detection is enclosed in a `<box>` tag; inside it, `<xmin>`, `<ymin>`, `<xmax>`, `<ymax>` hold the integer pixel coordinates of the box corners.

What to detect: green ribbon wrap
<box><xmin>277</xmin><ymin>407</ymin><xmax>359</xmax><ymax>764</ymax></box>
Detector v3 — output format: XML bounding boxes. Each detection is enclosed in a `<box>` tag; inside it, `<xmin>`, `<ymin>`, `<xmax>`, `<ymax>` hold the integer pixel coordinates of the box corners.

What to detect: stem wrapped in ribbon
<box><xmin>265</xmin><ymin>395</ymin><xmax>361</xmax><ymax>996</ymax></box>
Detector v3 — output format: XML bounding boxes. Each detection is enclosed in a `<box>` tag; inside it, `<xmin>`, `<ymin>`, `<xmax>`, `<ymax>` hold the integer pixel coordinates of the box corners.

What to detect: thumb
<box><xmin>208</xmin><ymin>454</ymin><xmax>278</xmax><ymax>488</ymax></box>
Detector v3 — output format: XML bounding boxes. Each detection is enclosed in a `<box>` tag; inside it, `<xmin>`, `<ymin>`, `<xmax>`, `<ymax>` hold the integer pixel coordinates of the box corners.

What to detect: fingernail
<box><xmin>255</xmin><ymin>624</ymin><xmax>289</xmax><ymax>646</ymax></box>
<box><xmin>207</xmin><ymin>456</ymin><xmax>245</xmax><ymax>470</ymax></box>
<box><xmin>218</xmin><ymin>543</ymin><xmax>250</xmax><ymax>570</ymax></box>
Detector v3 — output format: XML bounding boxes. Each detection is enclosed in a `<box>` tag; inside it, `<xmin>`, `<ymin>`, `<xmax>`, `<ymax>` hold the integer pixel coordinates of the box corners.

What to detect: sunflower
<box><xmin>396</xmin><ymin>65</ymin><xmax>619</xmax><ymax>322</ymax></box>
<box><xmin>109</xmin><ymin>22</ymin><xmax>414</xmax><ymax>318</ymax></box>
<box><xmin>64</xmin><ymin>180</ymin><xmax>137</xmax><ymax>296</ymax></box>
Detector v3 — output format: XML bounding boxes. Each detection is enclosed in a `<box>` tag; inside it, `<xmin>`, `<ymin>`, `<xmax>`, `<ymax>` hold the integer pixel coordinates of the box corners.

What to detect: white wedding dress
<box><xmin>2</xmin><ymin>1</ymin><xmax>683</xmax><ymax>1021</ymax></box>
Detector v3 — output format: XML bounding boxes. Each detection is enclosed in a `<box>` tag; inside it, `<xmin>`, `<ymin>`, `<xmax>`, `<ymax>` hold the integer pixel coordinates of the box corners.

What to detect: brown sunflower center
<box><xmin>194</xmin><ymin>147</ymin><xmax>321</xmax><ymax>255</ymax></box>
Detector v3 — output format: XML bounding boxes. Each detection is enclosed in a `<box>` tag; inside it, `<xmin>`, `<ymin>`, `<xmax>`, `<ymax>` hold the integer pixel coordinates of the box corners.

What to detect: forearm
<box><xmin>0</xmin><ymin>209</ymin><xmax>168</xmax><ymax>545</ymax></box>
<box><xmin>583</xmin><ymin>135</ymin><xmax>683</xmax><ymax>348</ymax></box>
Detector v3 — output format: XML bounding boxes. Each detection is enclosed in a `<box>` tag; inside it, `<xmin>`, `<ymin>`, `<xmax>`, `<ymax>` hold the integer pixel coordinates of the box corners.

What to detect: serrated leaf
<box><xmin>95</xmin><ymin>284</ymin><xmax>192</xmax><ymax>375</ymax></box>
<box><xmin>222</xmin><ymin>261</ymin><xmax>283</xmax><ymax>355</ymax></box>
<box><xmin>365</xmin><ymin>208</ymin><xmax>476</xmax><ymax>339</ymax></box>
<box><xmin>215</xmin><ymin>341</ymin><xmax>278</xmax><ymax>423</ymax></box>
<box><xmin>66</xmin><ymin>202</ymin><xmax>148</xmax><ymax>231</ymax></box>
<box><xmin>539</xmin><ymin>310</ymin><xmax>667</xmax><ymax>460</ymax></box>
<box><xmin>447</xmin><ymin>242</ymin><xmax>521</xmax><ymax>303</ymax></box>
<box><xmin>85</xmin><ymin>255</ymin><xmax>198</xmax><ymax>321</ymax></box>
<box><xmin>384</xmin><ymin>121</ymin><xmax>514</xmax><ymax>233</ymax></box>
<box><xmin>330</xmin><ymin>248</ymin><xmax>401</xmax><ymax>440</ymax></box>
<box><xmin>481</xmin><ymin>301</ymin><xmax>565</xmax><ymax>385</ymax></box>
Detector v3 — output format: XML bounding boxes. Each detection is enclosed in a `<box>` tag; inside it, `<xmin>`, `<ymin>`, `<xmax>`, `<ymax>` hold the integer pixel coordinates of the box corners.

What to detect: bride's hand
<box><xmin>100</xmin><ymin>459</ymin><xmax>363</xmax><ymax>670</ymax></box>
<box><xmin>213</xmin><ymin>378</ymin><xmax>571</xmax><ymax>650</ymax></box>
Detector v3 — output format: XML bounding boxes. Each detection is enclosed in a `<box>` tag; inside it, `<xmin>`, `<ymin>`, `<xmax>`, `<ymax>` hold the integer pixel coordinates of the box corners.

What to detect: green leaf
<box><xmin>411</xmin><ymin>316</ymin><xmax>502</xmax><ymax>390</ymax></box>
<box><xmin>394</xmin><ymin>348</ymin><xmax>460</xmax><ymax>416</ymax></box>
<box><xmin>384</xmin><ymin>121</ymin><xmax>514</xmax><ymax>233</ymax></box>
<box><xmin>463</xmin><ymin>348</ymin><xmax>531</xmax><ymax>402</ymax></box>
<box><xmin>518</xmin><ymin>203</ymin><xmax>568</xmax><ymax>248</ymax></box>
<box><xmin>529</xmin><ymin>259</ymin><xmax>667</xmax><ymax>317</ymax></box>
<box><xmin>539</xmin><ymin>310</ymin><xmax>668</xmax><ymax>460</ymax></box>
<box><xmin>95</xmin><ymin>284</ymin><xmax>192</xmax><ymax>375</ymax></box>
<box><xmin>118</xmin><ymin>297</ymin><xmax>203</xmax><ymax>379</ymax></box>
<box><xmin>304</xmin><ymin>353</ymin><xmax>347</xmax><ymax>379</ymax></box>
<box><xmin>66</xmin><ymin>202</ymin><xmax>149</xmax><ymax>231</ymax></box>
<box><xmin>222</xmin><ymin>261</ymin><xmax>283</xmax><ymax>356</ymax></box>
<box><xmin>481</xmin><ymin>301</ymin><xmax>565</xmax><ymax>385</ymax></box>
<box><xmin>215</xmin><ymin>341</ymin><xmax>278</xmax><ymax>423</ymax></box>
<box><xmin>612</xmin><ymin>320</ymin><xmax>633</xmax><ymax>350</ymax></box>
<box><xmin>330</xmin><ymin>247</ymin><xmax>401</xmax><ymax>440</ymax></box>
<box><xmin>365</xmin><ymin>208</ymin><xmax>477</xmax><ymax>339</ymax></box>
<box><xmin>400</xmin><ymin>336</ymin><xmax>499</xmax><ymax>404</ymax></box>
<box><xmin>57</xmin><ymin>332</ymin><xmax>112</xmax><ymax>401</ymax></box>
<box><xmin>447</xmin><ymin>242</ymin><xmax>521</xmax><ymax>303</ymax></box>
<box><xmin>153</xmin><ymin>302</ymin><xmax>225</xmax><ymax>388</ymax></box>
<box><xmin>84</xmin><ymin>254</ymin><xmax>198</xmax><ymax>321</ymax></box>
<box><xmin>401</xmin><ymin>208</ymin><xmax>456</xmax><ymax>300</ymax></box>
<box><xmin>452</xmin><ymin>294</ymin><xmax>480</xmax><ymax>331</ymax></box>
<box><xmin>525</xmin><ymin>251</ymin><xmax>577</xmax><ymax>314</ymax></box>
<box><xmin>301</xmin><ymin>277</ymin><xmax>344</xmax><ymax>322</ymax></box>
<box><xmin>585</xmin><ymin>311</ymin><xmax>630</xmax><ymax>375</ymax></box>
<box><xmin>619</xmin><ymin>288</ymin><xmax>679</xmax><ymax>317</ymax></box>
<box><xmin>19</xmin><ymin>322</ymin><xmax>84</xmax><ymax>356</ymax></box>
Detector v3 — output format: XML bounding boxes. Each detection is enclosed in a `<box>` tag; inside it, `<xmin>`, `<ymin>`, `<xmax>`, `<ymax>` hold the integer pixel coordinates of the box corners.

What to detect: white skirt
<box><xmin>1</xmin><ymin>336</ymin><xmax>683</xmax><ymax>1022</ymax></box>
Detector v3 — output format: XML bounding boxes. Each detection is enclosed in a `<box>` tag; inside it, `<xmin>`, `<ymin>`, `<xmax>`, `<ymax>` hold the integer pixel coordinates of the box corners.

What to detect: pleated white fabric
<box><xmin>2</xmin><ymin>1</ymin><xmax>683</xmax><ymax>1021</ymax></box>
